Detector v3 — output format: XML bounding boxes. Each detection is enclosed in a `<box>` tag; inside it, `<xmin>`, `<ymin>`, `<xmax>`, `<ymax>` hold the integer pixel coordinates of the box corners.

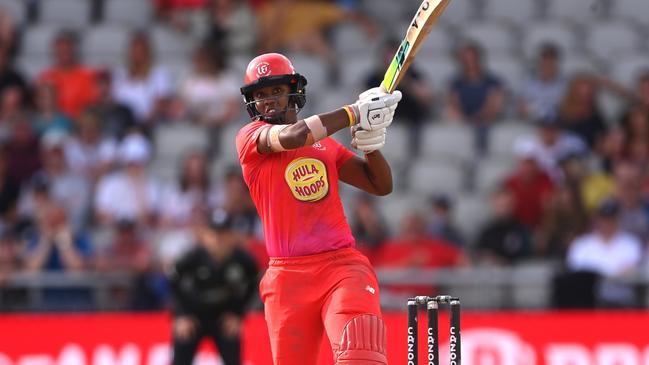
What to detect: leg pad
<box><xmin>335</xmin><ymin>314</ymin><xmax>388</xmax><ymax>364</ymax></box>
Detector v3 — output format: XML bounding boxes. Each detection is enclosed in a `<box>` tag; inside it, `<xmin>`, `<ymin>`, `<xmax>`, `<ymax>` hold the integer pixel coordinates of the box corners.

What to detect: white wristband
<box><xmin>268</xmin><ymin>125</ymin><xmax>288</xmax><ymax>151</ymax></box>
<box><xmin>304</xmin><ymin>115</ymin><xmax>327</xmax><ymax>142</ymax></box>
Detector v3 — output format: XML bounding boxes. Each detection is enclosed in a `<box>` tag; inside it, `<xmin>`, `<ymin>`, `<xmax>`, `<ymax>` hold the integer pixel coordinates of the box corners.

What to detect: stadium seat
<box><xmin>39</xmin><ymin>0</ymin><xmax>91</xmax><ymax>28</ymax></box>
<box><xmin>561</xmin><ymin>55</ymin><xmax>600</xmax><ymax>76</ymax></box>
<box><xmin>210</xmin><ymin>157</ymin><xmax>240</xmax><ymax>182</ymax></box>
<box><xmin>545</xmin><ymin>0</ymin><xmax>606</xmax><ymax>26</ymax></box>
<box><xmin>103</xmin><ymin>0</ymin><xmax>154</xmax><ymax>28</ymax></box>
<box><xmin>0</xmin><ymin>0</ymin><xmax>26</xmax><ymax>24</ymax></box>
<box><xmin>408</xmin><ymin>159</ymin><xmax>466</xmax><ymax>196</ymax></box>
<box><xmin>420</xmin><ymin>123</ymin><xmax>475</xmax><ymax>164</ymax></box>
<box><xmin>15</xmin><ymin>56</ymin><xmax>48</xmax><ymax>80</ymax></box>
<box><xmin>338</xmin><ymin>54</ymin><xmax>375</xmax><ymax>91</ymax></box>
<box><xmin>413</xmin><ymin>26</ymin><xmax>454</xmax><ymax>59</ymax></box>
<box><xmin>485</xmin><ymin>55</ymin><xmax>525</xmax><ymax>93</ymax></box>
<box><xmin>220</xmin><ymin>121</ymin><xmax>246</xmax><ymax>162</ymax></box>
<box><xmin>82</xmin><ymin>25</ymin><xmax>130</xmax><ymax>69</ymax></box>
<box><xmin>378</xmin><ymin>192</ymin><xmax>428</xmax><ymax>234</ymax></box>
<box><xmin>286</xmin><ymin>53</ymin><xmax>328</xmax><ymax>97</ymax></box>
<box><xmin>461</xmin><ymin>22</ymin><xmax>517</xmax><ymax>56</ymax></box>
<box><xmin>609</xmin><ymin>0</ymin><xmax>649</xmax><ymax>27</ymax></box>
<box><xmin>434</xmin><ymin>0</ymin><xmax>478</xmax><ymax>26</ymax></box>
<box><xmin>522</xmin><ymin>22</ymin><xmax>580</xmax><ymax>60</ymax></box>
<box><xmin>488</xmin><ymin>120</ymin><xmax>536</xmax><ymax>158</ymax></box>
<box><xmin>585</xmin><ymin>22</ymin><xmax>642</xmax><ymax>61</ymax></box>
<box><xmin>418</xmin><ymin>56</ymin><xmax>457</xmax><ymax>90</ymax></box>
<box><xmin>21</xmin><ymin>24</ymin><xmax>62</xmax><ymax>58</ymax></box>
<box><xmin>611</xmin><ymin>54</ymin><xmax>649</xmax><ymax>86</ymax></box>
<box><xmin>474</xmin><ymin>156</ymin><xmax>514</xmax><ymax>193</ymax></box>
<box><xmin>150</xmin><ymin>159</ymin><xmax>178</xmax><ymax>184</ymax></box>
<box><xmin>151</xmin><ymin>25</ymin><xmax>194</xmax><ymax>59</ymax></box>
<box><xmin>482</xmin><ymin>0</ymin><xmax>539</xmax><ymax>27</ymax></box>
<box><xmin>332</xmin><ymin>23</ymin><xmax>377</xmax><ymax>57</ymax></box>
<box><xmin>360</xmin><ymin>0</ymin><xmax>405</xmax><ymax>26</ymax></box>
<box><xmin>451</xmin><ymin>193</ymin><xmax>491</xmax><ymax>243</ymax></box>
<box><xmin>381</xmin><ymin>122</ymin><xmax>410</xmax><ymax>164</ymax></box>
<box><xmin>153</xmin><ymin>124</ymin><xmax>209</xmax><ymax>164</ymax></box>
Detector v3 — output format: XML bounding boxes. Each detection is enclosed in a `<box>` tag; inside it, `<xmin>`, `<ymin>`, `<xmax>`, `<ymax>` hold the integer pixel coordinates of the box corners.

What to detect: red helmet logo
<box><xmin>244</xmin><ymin>53</ymin><xmax>296</xmax><ymax>84</ymax></box>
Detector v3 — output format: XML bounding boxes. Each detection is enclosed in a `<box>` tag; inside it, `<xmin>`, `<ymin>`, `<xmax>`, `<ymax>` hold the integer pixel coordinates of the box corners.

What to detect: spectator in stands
<box><xmin>0</xmin><ymin>8</ymin><xmax>17</xmax><ymax>58</ymax></box>
<box><xmin>522</xmin><ymin>115</ymin><xmax>587</xmax><ymax>182</ymax></box>
<box><xmin>613</xmin><ymin>105</ymin><xmax>649</xmax><ymax>166</ymax></box>
<box><xmin>0</xmin><ymin>228</ymin><xmax>21</xmax><ymax>285</ymax></box>
<box><xmin>31</xmin><ymin>83</ymin><xmax>74</xmax><ymax>136</ymax></box>
<box><xmin>169</xmin><ymin>209</ymin><xmax>258</xmax><ymax>365</ymax></box>
<box><xmin>95</xmin><ymin>132</ymin><xmax>162</xmax><ymax>227</ymax></box>
<box><xmin>504</xmin><ymin>138</ymin><xmax>554</xmax><ymax>229</ymax></box>
<box><xmin>537</xmin><ymin>183</ymin><xmax>588</xmax><ymax>258</ymax></box>
<box><xmin>161</xmin><ymin>150</ymin><xmax>217</xmax><ymax>228</ymax></box>
<box><xmin>475</xmin><ymin>187</ymin><xmax>532</xmax><ymax>265</ymax></box>
<box><xmin>19</xmin><ymin>131</ymin><xmax>91</xmax><ymax>232</ymax></box>
<box><xmin>0</xmin><ymin>86</ymin><xmax>23</xmax><ymax>141</ymax></box>
<box><xmin>557</xmin><ymin>74</ymin><xmax>607</xmax><ymax>149</ymax></box>
<box><xmin>39</xmin><ymin>29</ymin><xmax>99</xmax><ymax>118</ymax></box>
<box><xmin>178</xmin><ymin>41</ymin><xmax>240</xmax><ymax>126</ymax></box>
<box><xmin>91</xmin><ymin>70</ymin><xmax>136</xmax><ymax>140</ymax></box>
<box><xmin>426</xmin><ymin>194</ymin><xmax>464</xmax><ymax>247</ymax></box>
<box><xmin>204</xmin><ymin>0</ymin><xmax>258</xmax><ymax>55</ymax></box>
<box><xmin>214</xmin><ymin>167</ymin><xmax>260</xmax><ymax>238</ymax></box>
<box><xmin>611</xmin><ymin>161</ymin><xmax>649</xmax><ymax>242</ymax></box>
<box><xmin>64</xmin><ymin>110</ymin><xmax>118</xmax><ymax>182</ymax></box>
<box><xmin>156</xmin><ymin>0</ymin><xmax>208</xmax><ymax>35</ymax></box>
<box><xmin>445</xmin><ymin>41</ymin><xmax>504</xmax><ymax>151</ymax></box>
<box><xmin>4</xmin><ymin>114</ymin><xmax>41</xmax><ymax>185</ymax></box>
<box><xmin>566</xmin><ymin>198</ymin><xmax>642</xmax><ymax>306</ymax></box>
<box><xmin>364</xmin><ymin>38</ymin><xmax>433</xmax><ymax>155</ymax></box>
<box><xmin>519</xmin><ymin>43</ymin><xmax>567</xmax><ymax>121</ymax></box>
<box><xmin>0</xmin><ymin>46</ymin><xmax>28</xmax><ymax>104</ymax></box>
<box><xmin>112</xmin><ymin>31</ymin><xmax>173</xmax><ymax>126</ymax></box>
<box><xmin>23</xmin><ymin>203</ymin><xmax>91</xmax><ymax>272</ymax></box>
<box><xmin>350</xmin><ymin>193</ymin><xmax>388</xmax><ymax>253</ymax></box>
<box><xmin>0</xmin><ymin>148</ymin><xmax>19</xmax><ymax>232</ymax></box>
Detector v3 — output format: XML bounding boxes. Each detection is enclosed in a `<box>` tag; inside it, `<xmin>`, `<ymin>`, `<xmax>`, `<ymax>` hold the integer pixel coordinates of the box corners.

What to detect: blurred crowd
<box><xmin>0</xmin><ymin>0</ymin><xmax>648</xmax><ymax>310</ymax></box>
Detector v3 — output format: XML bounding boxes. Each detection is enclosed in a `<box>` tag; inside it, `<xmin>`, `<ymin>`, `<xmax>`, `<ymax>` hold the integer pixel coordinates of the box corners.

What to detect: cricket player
<box><xmin>236</xmin><ymin>53</ymin><xmax>401</xmax><ymax>364</ymax></box>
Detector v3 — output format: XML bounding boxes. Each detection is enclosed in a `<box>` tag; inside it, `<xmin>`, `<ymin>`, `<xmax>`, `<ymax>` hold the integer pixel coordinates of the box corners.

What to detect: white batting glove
<box><xmin>349</xmin><ymin>89</ymin><xmax>402</xmax><ymax>131</ymax></box>
<box><xmin>351</xmin><ymin>125</ymin><xmax>386</xmax><ymax>153</ymax></box>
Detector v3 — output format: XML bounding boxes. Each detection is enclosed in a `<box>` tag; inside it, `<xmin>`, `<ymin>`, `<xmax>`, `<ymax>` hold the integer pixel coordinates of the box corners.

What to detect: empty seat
<box><xmin>332</xmin><ymin>23</ymin><xmax>377</xmax><ymax>57</ymax></box>
<box><xmin>153</xmin><ymin>124</ymin><xmax>209</xmax><ymax>164</ymax></box>
<box><xmin>408</xmin><ymin>160</ymin><xmax>465</xmax><ymax>196</ymax></box>
<box><xmin>482</xmin><ymin>0</ymin><xmax>539</xmax><ymax>27</ymax></box>
<box><xmin>612</xmin><ymin>54</ymin><xmax>649</xmax><ymax>86</ymax></box>
<box><xmin>434</xmin><ymin>0</ymin><xmax>478</xmax><ymax>26</ymax></box>
<box><xmin>21</xmin><ymin>24</ymin><xmax>61</xmax><ymax>58</ymax></box>
<box><xmin>609</xmin><ymin>0</ymin><xmax>649</xmax><ymax>27</ymax></box>
<box><xmin>0</xmin><ymin>0</ymin><xmax>26</xmax><ymax>24</ymax></box>
<box><xmin>451</xmin><ymin>194</ymin><xmax>491</xmax><ymax>242</ymax></box>
<box><xmin>486</xmin><ymin>55</ymin><xmax>525</xmax><ymax>92</ymax></box>
<box><xmin>360</xmin><ymin>0</ymin><xmax>405</xmax><ymax>25</ymax></box>
<box><xmin>522</xmin><ymin>22</ymin><xmax>580</xmax><ymax>60</ymax></box>
<box><xmin>103</xmin><ymin>0</ymin><xmax>154</xmax><ymax>27</ymax></box>
<box><xmin>461</xmin><ymin>22</ymin><xmax>517</xmax><ymax>55</ymax></box>
<box><xmin>545</xmin><ymin>0</ymin><xmax>606</xmax><ymax>25</ymax></box>
<box><xmin>210</xmin><ymin>158</ymin><xmax>239</xmax><ymax>182</ymax></box>
<box><xmin>420</xmin><ymin>123</ymin><xmax>475</xmax><ymax>164</ymax></box>
<box><xmin>414</xmin><ymin>26</ymin><xmax>454</xmax><ymax>58</ymax></box>
<box><xmin>585</xmin><ymin>22</ymin><xmax>642</xmax><ymax>61</ymax></box>
<box><xmin>15</xmin><ymin>56</ymin><xmax>49</xmax><ymax>80</ymax></box>
<box><xmin>151</xmin><ymin>25</ymin><xmax>194</xmax><ymax>59</ymax></box>
<box><xmin>418</xmin><ymin>56</ymin><xmax>457</xmax><ymax>90</ymax></box>
<box><xmin>339</xmin><ymin>54</ymin><xmax>375</xmax><ymax>91</ymax></box>
<box><xmin>488</xmin><ymin>121</ymin><xmax>536</xmax><ymax>157</ymax></box>
<box><xmin>379</xmin><ymin>192</ymin><xmax>427</xmax><ymax>234</ymax></box>
<box><xmin>381</xmin><ymin>122</ymin><xmax>410</xmax><ymax>164</ymax></box>
<box><xmin>220</xmin><ymin>121</ymin><xmax>246</xmax><ymax>161</ymax></box>
<box><xmin>474</xmin><ymin>156</ymin><xmax>514</xmax><ymax>193</ymax></box>
<box><xmin>82</xmin><ymin>25</ymin><xmax>130</xmax><ymax>68</ymax></box>
<box><xmin>561</xmin><ymin>55</ymin><xmax>600</xmax><ymax>76</ymax></box>
<box><xmin>40</xmin><ymin>0</ymin><xmax>91</xmax><ymax>28</ymax></box>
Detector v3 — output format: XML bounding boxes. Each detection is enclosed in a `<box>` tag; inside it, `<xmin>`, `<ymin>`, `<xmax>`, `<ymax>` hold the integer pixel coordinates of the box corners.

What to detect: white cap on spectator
<box><xmin>513</xmin><ymin>137</ymin><xmax>541</xmax><ymax>162</ymax></box>
<box><xmin>41</xmin><ymin>130</ymin><xmax>68</xmax><ymax>150</ymax></box>
<box><xmin>118</xmin><ymin>133</ymin><xmax>151</xmax><ymax>165</ymax></box>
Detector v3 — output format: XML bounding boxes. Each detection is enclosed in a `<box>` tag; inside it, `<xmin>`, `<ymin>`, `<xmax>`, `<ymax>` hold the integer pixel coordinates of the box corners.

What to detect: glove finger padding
<box><xmin>353</xmin><ymin>127</ymin><xmax>386</xmax><ymax>153</ymax></box>
<box><xmin>358</xmin><ymin>86</ymin><xmax>385</xmax><ymax>100</ymax></box>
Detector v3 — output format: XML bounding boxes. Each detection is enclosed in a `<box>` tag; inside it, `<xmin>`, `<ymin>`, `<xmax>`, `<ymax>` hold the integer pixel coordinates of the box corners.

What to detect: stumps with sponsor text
<box><xmin>407</xmin><ymin>295</ymin><xmax>461</xmax><ymax>365</ymax></box>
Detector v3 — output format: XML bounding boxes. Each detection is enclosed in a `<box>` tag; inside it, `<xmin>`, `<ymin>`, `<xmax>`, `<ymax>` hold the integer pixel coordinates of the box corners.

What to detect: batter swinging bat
<box><xmin>382</xmin><ymin>0</ymin><xmax>453</xmax><ymax>93</ymax></box>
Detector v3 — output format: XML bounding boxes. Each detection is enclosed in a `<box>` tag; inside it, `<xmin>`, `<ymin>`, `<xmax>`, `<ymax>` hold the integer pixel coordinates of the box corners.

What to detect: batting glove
<box><xmin>351</xmin><ymin>125</ymin><xmax>387</xmax><ymax>153</ymax></box>
<box><xmin>349</xmin><ymin>89</ymin><xmax>402</xmax><ymax>131</ymax></box>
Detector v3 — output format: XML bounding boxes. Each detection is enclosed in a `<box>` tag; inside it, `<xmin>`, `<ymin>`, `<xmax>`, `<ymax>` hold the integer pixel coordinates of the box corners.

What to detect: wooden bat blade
<box><xmin>382</xmin><ymin>0</ymin><xmax>452</xmax><ymax>93</ymax></box>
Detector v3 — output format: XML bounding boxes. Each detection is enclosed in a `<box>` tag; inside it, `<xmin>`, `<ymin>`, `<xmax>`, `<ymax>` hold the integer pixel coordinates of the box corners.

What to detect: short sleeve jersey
<box><xmin>236</xmin><ymin>120</ymin><xmax>356</xmax><ymax>257</ymax></box>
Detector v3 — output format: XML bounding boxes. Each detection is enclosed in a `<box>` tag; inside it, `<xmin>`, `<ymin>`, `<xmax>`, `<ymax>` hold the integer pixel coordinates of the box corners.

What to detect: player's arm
<box><xmin>256</xmin><ymin>89</ymin><xmax>402</xmax><ymax>154</ymax></box>
<box><xmin>339</xmin><ymin>150</ymin><xmax>393</xmax><ymax>196</ymax></box>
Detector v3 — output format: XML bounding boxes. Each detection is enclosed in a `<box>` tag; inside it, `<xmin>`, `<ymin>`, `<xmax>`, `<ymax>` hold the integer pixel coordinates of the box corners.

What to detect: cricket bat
<box><xmin>382</xmin><ymin>0</ymin><xmax>452</xmax><ymax>93</ymax></box>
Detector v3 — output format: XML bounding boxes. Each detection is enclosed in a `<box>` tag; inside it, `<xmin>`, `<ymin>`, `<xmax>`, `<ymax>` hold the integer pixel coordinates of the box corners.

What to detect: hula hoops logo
<box><xmin>285</xmin><ymin>158</ymin><xmax>329</xmax><ymax>202</ymax></box>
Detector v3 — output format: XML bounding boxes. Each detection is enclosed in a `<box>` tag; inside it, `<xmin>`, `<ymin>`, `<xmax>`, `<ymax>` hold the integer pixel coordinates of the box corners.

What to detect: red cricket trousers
<box><xmin>259</xmin><ymin>247</ymin><xmax>384</xmax><ymax>364</ymax></box>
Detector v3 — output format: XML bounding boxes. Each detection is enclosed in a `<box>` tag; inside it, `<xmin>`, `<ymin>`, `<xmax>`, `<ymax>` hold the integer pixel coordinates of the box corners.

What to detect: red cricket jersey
<box><xmin>236</xmin><ymin>120</ymin><xmax>356</xmax><ymax>257</ymax></box>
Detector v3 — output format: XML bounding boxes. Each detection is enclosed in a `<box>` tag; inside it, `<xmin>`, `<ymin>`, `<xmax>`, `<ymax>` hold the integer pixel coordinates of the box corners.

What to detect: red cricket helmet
<box><xmin>240</xmin><ymin>53</ymin><xmax>307</xmax><ymax>121</ymax></box>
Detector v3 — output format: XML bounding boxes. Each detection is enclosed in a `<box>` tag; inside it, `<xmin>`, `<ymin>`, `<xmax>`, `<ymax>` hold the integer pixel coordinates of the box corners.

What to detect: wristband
<box><xmin>343</xmin><ymin>105</ymin><xmax>356</xmax><ymax>127</ymax></box>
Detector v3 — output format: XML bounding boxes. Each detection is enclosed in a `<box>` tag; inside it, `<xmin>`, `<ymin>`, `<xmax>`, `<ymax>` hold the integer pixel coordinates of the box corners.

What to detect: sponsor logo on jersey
<box><xmin>284</xmin><ymin>158</ymin><xmax>329</xmax><ymax>202</ymax></box>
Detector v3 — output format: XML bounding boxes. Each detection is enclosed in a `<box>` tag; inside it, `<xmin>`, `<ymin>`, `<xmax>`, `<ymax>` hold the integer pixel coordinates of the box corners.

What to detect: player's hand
<box><xmin>351</xmin><ymin>125</ymin><xmax>386</xmax><ymax>153</ymax></box>
<box><xmin>174</xmin><ymin>316</ymin><xmax>197</xmax><ymax>341</ymax></box>
<box><xmin>350</xmin><ymin>89</ymin><xmax>402</xmax><ymax>131</ymax></box>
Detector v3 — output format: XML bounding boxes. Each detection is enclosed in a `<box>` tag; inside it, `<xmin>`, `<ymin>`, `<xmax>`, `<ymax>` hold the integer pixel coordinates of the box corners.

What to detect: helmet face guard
<box><xmin>240</xmin><ymin>73</ymin><xmax>307</xmax><ymax>123</ymax></box>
